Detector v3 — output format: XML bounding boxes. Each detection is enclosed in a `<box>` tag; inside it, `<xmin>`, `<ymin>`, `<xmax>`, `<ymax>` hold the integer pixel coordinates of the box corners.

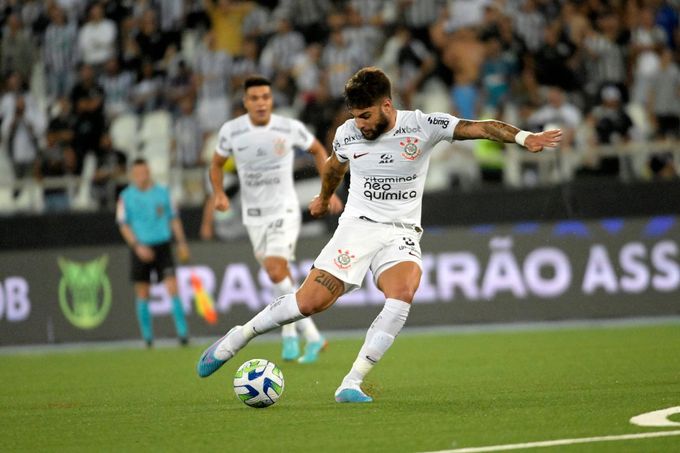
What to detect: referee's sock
<box><xmin>135</xmin><ymin>299</ymin><xmax>153</xmax><ymax>345</ymax></box>
<box><xmin>171</xmin><ymin>296</ymin><xmax>189</xmax><ymax>339</ymax></box>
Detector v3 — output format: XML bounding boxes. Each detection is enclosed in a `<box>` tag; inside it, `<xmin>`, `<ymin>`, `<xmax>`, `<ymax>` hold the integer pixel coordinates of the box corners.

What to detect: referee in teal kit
<box><xmin>117</xmin><ymin>158</ymin><xmax>190</xmax><ymax>347</ymax></box>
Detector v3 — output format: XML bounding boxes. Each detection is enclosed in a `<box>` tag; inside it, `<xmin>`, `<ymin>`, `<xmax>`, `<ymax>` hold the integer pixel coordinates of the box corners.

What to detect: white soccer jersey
<box><xmin>333</xmin><ymin>109</ymin><xmax>459</xmax><ymax>225</ymax></box>
<box><xmin>216</xmin><ymin>113</ymin><xmax>315</xmax><ymax>225</ymax></box>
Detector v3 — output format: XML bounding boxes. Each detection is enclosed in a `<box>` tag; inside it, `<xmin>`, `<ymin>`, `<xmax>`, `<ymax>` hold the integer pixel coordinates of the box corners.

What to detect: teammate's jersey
<box><xmin>333</xmin><ymin>109</ymin><xmax>459</xmax><ymax>225</ymax></box>
<box><xmin>116</xmin><ymin>184</ymin><xmax>177</xmax><ymax>245</ymax></box>
<box><xmin>216</xmin><ymin>113</ymin><xmax>315</xmax><ymax>225</ymax></box>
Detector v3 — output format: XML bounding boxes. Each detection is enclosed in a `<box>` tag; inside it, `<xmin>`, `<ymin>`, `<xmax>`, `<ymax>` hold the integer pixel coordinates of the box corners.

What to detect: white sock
<box><xmin>242</xmin><ymin>293</ymin><xmax>304</xmax><ymax>341</ymax></box>
<box><xmin>295</xmin><ymin>317</ymin><xmax>322</xmax><ymax>342</ymax></box>
<box><xmin>272</xmin><ymin>277</ymin><xmax>297</xmax><ymax>338</ymax></box>
<box><xmin>343</xmin><ymin>298</ymin><xmax>411</xmax><ymax>386</ymax></box>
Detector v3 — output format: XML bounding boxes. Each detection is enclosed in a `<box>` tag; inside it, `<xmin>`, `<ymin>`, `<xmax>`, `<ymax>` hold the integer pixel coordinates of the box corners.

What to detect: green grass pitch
<box><xmin>2</xmin><ymin>323</ymin><xmax>680</xmax><ymax>452</ymax></box>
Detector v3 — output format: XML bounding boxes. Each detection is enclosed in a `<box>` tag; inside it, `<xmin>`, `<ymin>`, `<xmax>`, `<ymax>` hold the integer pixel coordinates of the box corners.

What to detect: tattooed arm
<box><xmin>308</xmin><ymin>139</ymin><xmax>344</xmax><ymax>214</ymax></box>
<box><xmin>453</xmin><ymin>119</ymin><xmax>562</xmax><ymax>153</ymax></box>
<box><xmin>309</xmin><ymin>152</ymin><xmax>349</xmax><ymax>217</ymax></box>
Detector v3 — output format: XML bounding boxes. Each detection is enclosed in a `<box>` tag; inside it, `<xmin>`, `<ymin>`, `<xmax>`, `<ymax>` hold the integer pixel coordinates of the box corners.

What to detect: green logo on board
<box><xmin>58</xmin><ymin>256</ymin><xmax>112</xmax><ymax>329</ymax></box>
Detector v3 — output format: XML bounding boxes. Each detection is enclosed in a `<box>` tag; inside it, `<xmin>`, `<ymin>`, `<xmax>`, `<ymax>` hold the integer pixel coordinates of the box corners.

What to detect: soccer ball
<box><xmin>233</xmin><ymin>359</ymin><xmax>285</xmax><ymax>408</ymax></box>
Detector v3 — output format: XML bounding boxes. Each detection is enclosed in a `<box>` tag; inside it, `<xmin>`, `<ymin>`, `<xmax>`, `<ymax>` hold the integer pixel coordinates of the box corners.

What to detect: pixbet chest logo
<box><xmin>399</xmin><ymin>137</ymin><xmax>421</xmax><ymax>161</ymax></box>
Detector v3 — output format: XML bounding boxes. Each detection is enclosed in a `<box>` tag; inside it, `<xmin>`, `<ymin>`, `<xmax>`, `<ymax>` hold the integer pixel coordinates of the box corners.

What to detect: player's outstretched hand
<box><xmin>328</xmin><ymin>194</ymin><xmax>344</xmax><ymax>215</ymax></box>
<box><xmin>177</xmin><ymin>242</ymin><xmax>190</xmax><ymax>264</ymax></box>
<box><xmin>135</xmin><ymin>244</ymin><xmax>155</xmax><ymax>263</ymax></box>
<box><xmin>309</xmin><ymin>195</ymin><xmax>330</xmax><ymax>218</ymax></box>
<box><xmin>213</xmin><ymin>192</ymin><xmax>230</xmax><ymax>212</ymax></box>
<box><xmin>524</xmin><ymin>129</ymin><xmax>562</xmax><ymax>153</ymax></box>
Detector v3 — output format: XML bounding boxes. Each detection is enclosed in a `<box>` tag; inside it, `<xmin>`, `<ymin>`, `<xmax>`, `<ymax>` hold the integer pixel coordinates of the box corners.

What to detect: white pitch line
<box><xmin>424</xmin><ymin>430</ymin><xmax>680</xmax><ymax>453</ymax></box>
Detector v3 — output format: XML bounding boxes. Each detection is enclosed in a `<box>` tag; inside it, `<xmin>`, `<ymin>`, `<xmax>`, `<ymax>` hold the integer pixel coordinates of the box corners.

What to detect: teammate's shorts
<box><xmin>313</xmin><ymin>216</ymin><xmax>423</xmax><ymax>293</ymax></box>
<box><xmin>130</xmin><ymin>241</ymin><xmax>175</xmax><ymax>283</ymax></box>
<box><xmin>246</xmin><ymin>209</ymin><xmax>301</xmax><ymax>263</ymax></box>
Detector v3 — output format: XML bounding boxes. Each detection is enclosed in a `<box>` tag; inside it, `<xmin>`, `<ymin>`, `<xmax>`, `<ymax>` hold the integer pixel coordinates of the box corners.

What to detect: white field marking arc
<box><xmin>421</xmin><ymin>430</ymin><xmax>680</xmax><ymax>453</ymax></box>
<box><xmin>630</xmin><ymin>406</ymin><xmax>680</xmax><ymax>427</ymax></box>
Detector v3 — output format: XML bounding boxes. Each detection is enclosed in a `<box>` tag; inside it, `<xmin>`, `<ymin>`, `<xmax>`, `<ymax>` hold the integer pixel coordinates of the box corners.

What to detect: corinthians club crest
<box><xmin>399</xmin><ymin>137</ymin><xmax>421</xmax><ymax>160</ymax></box>
<box><xmin>334</xmin><ymin>249</ymin><xmax>355</xmax><ymax>270</ymax></box>
<box><xmin>273</xmin><ymin>137</ymin><xmax>286</xmax><ymax>156</ymax></box>
<box><xmin>58</xmin><ymin>255</ymin><xmax>112</xmax><ymax>329</ymax></box>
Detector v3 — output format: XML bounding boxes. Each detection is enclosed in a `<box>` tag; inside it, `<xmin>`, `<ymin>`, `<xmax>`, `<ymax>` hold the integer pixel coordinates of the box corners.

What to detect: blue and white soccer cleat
<box><xmin>281</xmin><ymin>336</ymin><xmax>300</xmax><ymax>361</ymax></box>
<box><xmin>297</xmin><ymin>337</ymin><xmax>328</xmax><ymax>364</ymax></box>
<box><xmin>196</xmin><ymin>326</ymin><xmax>240</xmax><ymax>378</ymax></box>
<box><xmin>334</xmin><ymin>386</ymin><xmax>373</xmax><ymax>403</ymax></box>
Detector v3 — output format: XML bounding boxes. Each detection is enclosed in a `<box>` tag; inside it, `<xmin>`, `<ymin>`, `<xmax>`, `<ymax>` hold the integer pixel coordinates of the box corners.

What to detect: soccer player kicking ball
<box><xmin>208</xmin><ymin>75</ymin><xmax>343</xmax><ymax>363</ymax></box>
<box><xmin>197</xmin><ymin>67</ymin><xmax>561</xmax><ymax>402</ymax></box>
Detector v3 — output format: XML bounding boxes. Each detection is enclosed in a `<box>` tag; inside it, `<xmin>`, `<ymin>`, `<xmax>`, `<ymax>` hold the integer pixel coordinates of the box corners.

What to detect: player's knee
<box><xmin>263</xmin><ymin>261</ymin><xmax>288</xmax><ymax>283</ymax></box>
<box><xmin>295</xmin><ymin>293</ymin><xmax>331</xmax><ymax>316</ymax></box>
<box><xmin>386</xmin><ymin>285</ymin><xmax>418</xmax><ymax>303</ymax></box>
<box><xmin>134</xmin><ymin>283</ymin><xmax>150</xmax><ymax>299</ymax></box>
<box><xmin>164</xmin><ymin>277</ymin><xmax>178</xmax><ymax>295</ymax></box>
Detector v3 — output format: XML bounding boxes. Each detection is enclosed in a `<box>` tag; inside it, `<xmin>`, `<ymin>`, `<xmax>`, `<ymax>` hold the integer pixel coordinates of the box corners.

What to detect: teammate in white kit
<box><xmin>208</xmin><ymin>75</ymin><xmax>342</xmax><ymax>363</ymax></box>
<box><xmin>198</xmin><ymin>68</ymin><xmax>562</xmax><ymax>402</ymax></box>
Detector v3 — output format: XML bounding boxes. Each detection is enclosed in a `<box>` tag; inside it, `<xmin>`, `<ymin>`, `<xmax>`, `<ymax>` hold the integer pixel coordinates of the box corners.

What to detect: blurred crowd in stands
<box><xmin>0</xmin><ymin>0</ymin><xmax>678</xmax><ymax>214</ymax></box>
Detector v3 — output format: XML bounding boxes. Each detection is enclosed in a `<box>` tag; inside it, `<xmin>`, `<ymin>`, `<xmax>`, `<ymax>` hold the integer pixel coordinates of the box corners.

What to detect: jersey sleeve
<box><xmin>291</xmin><ymin>119</ymin><xmax>315</xmax><ymax>151</ymax></box>
<box><xmin>332</xmin><ymin>124</ymin><xmax>349</xmax><ymax>163</ymax></box>
<box><xmin>165</xmin><ymin>187</ymin><xmax>178</xmax><ymax>219</ymax></box>
<box><xmin>215</xmin><ymin>123</ymin><xmax>232</xmax><ymax>157</ymax></box>
<box><xmin>419</xmin><ymin>111</ymin><xmax>460</xmax><ymax>144</ymax></box>
<box><xmin>115</xmin><ymin>194</ymin><xmax>128</xmax><ymax>225</ymax></box>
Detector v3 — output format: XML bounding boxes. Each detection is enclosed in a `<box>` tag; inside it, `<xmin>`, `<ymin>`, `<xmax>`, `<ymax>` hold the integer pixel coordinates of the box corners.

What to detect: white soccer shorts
<box><xmin>246</xmin><ymin>210</ymin><xmax>301</xmax><ymax>263</ymax></box>
<box><xmin>313</xmin><ymin>216</ymin><xmax>423</xmax><ymax>293</ymax></box>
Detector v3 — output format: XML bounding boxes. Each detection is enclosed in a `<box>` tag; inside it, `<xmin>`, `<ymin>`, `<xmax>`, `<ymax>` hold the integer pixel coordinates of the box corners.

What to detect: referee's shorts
<box><xmin>130</xmin><ymin>241</ymin><xmax>175</xmax><ymax>283</ymax></box>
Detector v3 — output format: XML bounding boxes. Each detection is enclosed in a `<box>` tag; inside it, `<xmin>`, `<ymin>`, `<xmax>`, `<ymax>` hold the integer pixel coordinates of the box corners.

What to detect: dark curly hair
<box><xmin>344</xmin><ymin>67</ymin><xmax>392</xmax><ymax>109</ymax></box>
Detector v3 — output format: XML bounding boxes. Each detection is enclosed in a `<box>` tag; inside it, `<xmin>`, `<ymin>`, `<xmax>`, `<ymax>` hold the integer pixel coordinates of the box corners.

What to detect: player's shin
<box><xmin>342</xmin><ymin>298</ymin><xmax>411</xmax><ymax>386</ymax></box>
<box><xmin>273</xmin><ymin>277</ymin><xmax>298</xmax><ymax>339</ymax></box>
<box><xmin>242</xmin><ymin>293</ymin><xmax>305</xmax><ymax>341</ymax></box>
<box><xmin>296</xmin><ymin>317</ymin><xmax>322</xmax><ymax>342</ymax></box>
<box><xmin>135</xmin><ymin>299</ymin><xmax>153</xmax><ymax>345</ymax></box>
<box><xmin>170</xmin><ymin>296</ymin><xmax>188</xmax><ymax>339</ymax></box>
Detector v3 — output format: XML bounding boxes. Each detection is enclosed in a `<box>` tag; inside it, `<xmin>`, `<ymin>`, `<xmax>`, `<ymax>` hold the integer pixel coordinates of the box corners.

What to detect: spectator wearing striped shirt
<box><xmin>276</xmin><ymin>0</ymin><xmax>332</xmax><ymax>44</ymax></box>
<box><xmin>99</xmin><ymin>58</ymin><xmax>135</xmax><ymax>121</ymax></box>
<box><xmin>259</xmin><ymin>16</ymin><xmax>306</xmax><ymax>79</ymax></box>
<box><xmin>131</xmin><ymin>60</ymin><xmax>165</xmax><ymax>114</ymax></box>
<box><xmin>242</xmin><ymin>3</ymin><xmax>272</xmax><ymax>50</ymax></box>
<box><xmin>0</xmin><ymin>13</ymin><xmax>36</xmax><ymax>82</ymax></box>
<box><xmin>322</xmin><ymin>28</ymin><xmax>364</xmax><ymax>100</ymax></box>
<box><xmin>194</xmin><ymin>31</ymin><xmax>232</xmax><ymax>134</ymax></box>
<box><xmin>231</xmin><ymin>39</ymin><xmax>261</xmax><ymax>92</ymax></box>
<box><xmin>344</xmin><ymin>4</ymin><xmax>383</xmax><ymax>65</ymax></box>
<box><xmin>172</xmin><ymin>96</ymin><xmax>204</xmax><ymax>168</ymax></box>
<box><xmin>512</xmin><ymin>0</ymin><xmax>546</xmax><ymax>54</ymax></box>
<box><xmin>583</xmin><ymin>11</ymin><xmax>627</xmax><ymax>107</ymax></box>
<box><xmin>397</xmin><ymin>0</ymin><xmax>446</xmax><ymax>48</ymax></box>
<box><xmin>43</xmin><ymin>5</ymin><xmax>78</xmax><ymax>100</ymax></box>
<box><xmin>630</xmin><ymin>7</ymin><xmax>668</xmax><ymax>104</ymax></box>
<box><xmin>350</xmin><ymin>0</ymin><xmax>389</xmax><ymax>27</ymax></box>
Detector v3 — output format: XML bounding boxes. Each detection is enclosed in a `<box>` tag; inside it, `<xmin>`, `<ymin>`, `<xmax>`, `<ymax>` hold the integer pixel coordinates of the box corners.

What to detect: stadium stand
<box><xmin>0</xmin><ymin>0</ymin><xmax>676</xmax><ymax>218</ymax></box>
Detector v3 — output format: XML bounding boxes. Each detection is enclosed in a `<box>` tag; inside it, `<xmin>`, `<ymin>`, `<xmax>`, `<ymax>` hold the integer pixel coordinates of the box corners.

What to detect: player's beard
<box><xmin>360</xmin><ymin>110</ymin><xmax>390</xmax><ymax>141</ymax></box>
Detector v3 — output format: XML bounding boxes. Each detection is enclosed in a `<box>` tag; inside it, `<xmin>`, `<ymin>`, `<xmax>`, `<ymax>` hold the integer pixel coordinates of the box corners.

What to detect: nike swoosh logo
<box><xmin>353</xmin><ymin>152</ymin><xmax>369</xmax><ymax>159</ymax></box>
<box><xmin>237</xmin><ymin>146</ymin><xmax>248</xmax><ymax>151</ymax></box>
